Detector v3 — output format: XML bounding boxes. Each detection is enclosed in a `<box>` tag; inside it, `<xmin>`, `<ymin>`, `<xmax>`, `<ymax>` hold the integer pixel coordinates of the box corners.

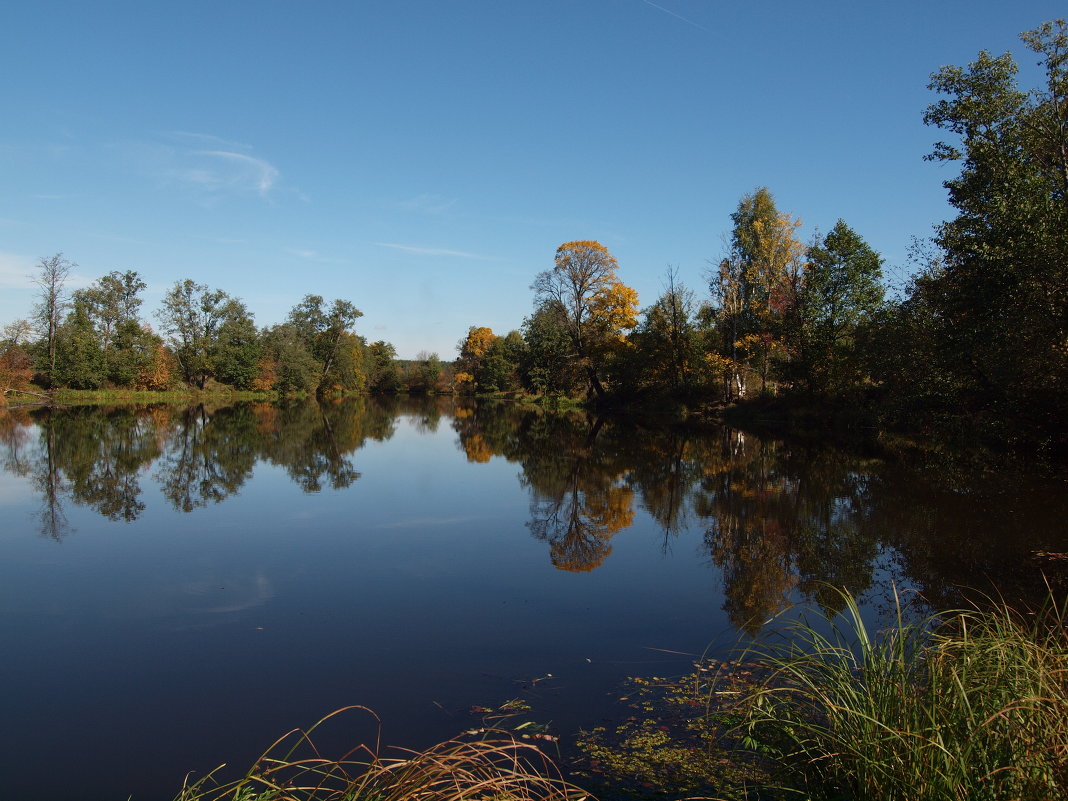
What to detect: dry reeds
<box><xmin>174</xmin><ymin>706</ymin><xmax>590</xmax><ymax>801</ymax></box>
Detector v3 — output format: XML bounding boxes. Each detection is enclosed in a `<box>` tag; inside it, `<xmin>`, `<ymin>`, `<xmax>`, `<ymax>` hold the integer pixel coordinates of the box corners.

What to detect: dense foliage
<box><xmin>3</xmin><ymin>20</ymin><xmax>1063</xmax><ymax>451</ymax></box>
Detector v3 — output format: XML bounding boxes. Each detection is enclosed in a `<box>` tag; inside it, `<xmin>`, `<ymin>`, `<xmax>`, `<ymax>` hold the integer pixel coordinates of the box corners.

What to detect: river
<box><xmin>0</xmin><ymin>397</ymin><xmax>1063</xmax><ymax>800</ymax></box>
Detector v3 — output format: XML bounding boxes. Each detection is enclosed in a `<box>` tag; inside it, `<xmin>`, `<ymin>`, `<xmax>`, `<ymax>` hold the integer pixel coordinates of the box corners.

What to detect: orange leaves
<box><xmin>136</xmin><ymin>343</ymin><xmax>176</xmax><ymax>390</ymax></box>
<box><xmin>554</xmin><ymin>240</ymin><xmax>619</xmax><ymax>275</ymax></box>
<box><xmin>591</xmin><ymin>279</ymin><xmax>639</xmax><ymax>338</ymax></box>
<box><xmin>460</xmin><ymin>327</ymin><xmax>496</xmax><ymax>360</ymax></box>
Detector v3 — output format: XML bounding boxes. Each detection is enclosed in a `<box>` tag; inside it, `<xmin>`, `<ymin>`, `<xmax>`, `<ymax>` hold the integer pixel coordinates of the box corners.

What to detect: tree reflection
<box><xmin>0</xmin><ymin>398</ymin><xmax>401</xmax><ymax>527</ymax></box>
<box><xmin>49</xmin><ymin>406</ymin><xmax>163</xmax><ymax>521</ymax></box>
<box><xmin>692</xmin><ymin>431</ymin><xmax>880</xmax><ymax>632</ymax></box>
<box><xmin>453</xmin><ymin>406</ymin><xmax>637</xmax><ymax>572</ymax></box>
<box><xmin>450</xmin><ymin>404</ymin><xmax>884</xmax><ymax>619</ymax></box>
<box><xmin>155</xmin><ymin>404</ymin><xmax>259</xmax><ymax>511</ymax></box>
<box><xmin>1</xmin><ymin>399</ymin><xmax>1060</xmax><ymax>624</ymax></box>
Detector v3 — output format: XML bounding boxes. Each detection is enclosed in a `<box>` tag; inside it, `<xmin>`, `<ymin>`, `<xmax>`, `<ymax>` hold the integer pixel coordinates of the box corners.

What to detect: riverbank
<box><xmin>1</xmin><ymin>385</ymin><xmax>282</xmax><ymax>406</ymax></box>
<box><xmin>172</xmin><ymin>590</ymin><xmax>1068</xmax><ymax>801</ymax></box>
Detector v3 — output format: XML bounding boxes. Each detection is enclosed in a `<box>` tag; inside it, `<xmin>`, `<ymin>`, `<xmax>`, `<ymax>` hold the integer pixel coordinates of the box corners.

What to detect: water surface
<box><xmin>0</xmin><ymin>398</ymin><xmax>1063</xmax><ymax>800</ymax></box>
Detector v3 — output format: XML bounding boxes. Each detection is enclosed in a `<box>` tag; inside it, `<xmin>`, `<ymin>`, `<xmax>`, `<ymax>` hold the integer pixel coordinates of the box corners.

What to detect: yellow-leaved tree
<box><xmin>531</xmin><ymin>241</ymin><xmax>638</xmax><ymax>401</ymax></box>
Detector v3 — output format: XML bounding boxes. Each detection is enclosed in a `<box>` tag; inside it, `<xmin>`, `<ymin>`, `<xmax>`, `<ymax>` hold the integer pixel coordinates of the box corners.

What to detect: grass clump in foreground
<box><xmin>735</xmin><ymin>587</ymin><xmax>1068</xmax><ymax>800</ymax></box>
<box><xmin>174</xmin><ymin>706</ymin><xmax>589</xmax><ymax>801</ymax></box>
<box><xmin>574</xmin><ymin>588</ymin><xmax>1067</xmax><ymax>801</ymax></box>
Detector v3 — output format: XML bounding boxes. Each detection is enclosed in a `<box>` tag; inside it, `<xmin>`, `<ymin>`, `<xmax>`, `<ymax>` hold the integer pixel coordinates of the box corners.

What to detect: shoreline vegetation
<box><xmin>172</xmin><ymin>589</ymin><xmax>1067</xmax><ymax>801</ymax></box>
<box><xmin>4</xmin><ymin>18</ymin><xmax>1066</xmax><ymax>460</ymax></box>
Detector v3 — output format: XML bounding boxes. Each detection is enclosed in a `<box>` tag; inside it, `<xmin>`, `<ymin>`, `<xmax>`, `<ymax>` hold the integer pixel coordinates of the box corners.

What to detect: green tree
<box><xmin>214</xmin><ymin>304</ymin><xmax>262</xmax><ymax>389</ymax></box>
<box><xmin>366</xmin><ymin>340</ymin><xmax>400</xmax><ymax>393</ymax></box>
<box><xmin>531</xmin><ymin>240</ymin><xmax>638</xmax><ymax>401</ymax></box>
<box><xmin>155</xmin><ymin>280</ymin><xmax>255</xmax><ymax>389</ymax></box>
<box><xmin>520</xmin><ymin>301</ymin><xmax>582</xmax><ymax>395</ymax></box>
<box><xmin>259</xmin><ymin>324</ymin><xmax>321</xmax><ymax>395</ymax></box>
<box><xmin>922</xmin><ymin>19</ymin><xmax>1068</xmax><ymax>438</ymax></box>
<box><xmin>53</xmin><ymin>297</ymin><xmax>105</xmax><ymax>389</ymax></box>
<box><xmin>481</xmin><ymin>331</ymin><xmax>525</xmax><ymax>393</ymax></box>
<box><xmin>633</xmin><ymin>267</ymin><xmax>700</xmax><ymax>396</ymax></box>
<box><xmin>408</xmin><ymin>350</ymin><xmax>442</xmax><ymax>394</ymax></box>
<box><xmin>794</xmin><ymin>221</ymin><xmax>885</xmax><ymax>394</ymax></box>
<box><xmin>286</xmin><ymin>295</ymin><xmax>364</xmax><ymax>393</ymax></box>
<box><xmin>76</xmin><ymin>270</ymin><xmax>147</xmax><ymax>384</ymax></box>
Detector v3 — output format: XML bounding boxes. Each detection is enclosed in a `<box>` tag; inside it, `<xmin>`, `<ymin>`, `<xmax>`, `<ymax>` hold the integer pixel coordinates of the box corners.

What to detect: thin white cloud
<box><xmin>195</xmin><ymin>150</ymin><xmax>279</xmax><ymax>196</ymax></box>
<box><xmin>639</xmin><ymin>0</ymin><xmax>710</xmax><ymax>32</ymax></box>
<box><xmin>286</xmin><ymin>248</ymin><xmax>348</xmax><ymax>264</ymax></box>
<box><xmin>374</xmin><ymin>242</ymin><xmax>489</xmax><ymax>259</ymax></box>
<box><xmin>165</xmin><ymin>130</ymin><xmax>253</xmax><ymax>151</ymax></box>
<box><xmin>127</xmin><ymin>137</ymin><xmax>286</xmax><ymax>202</ymax></box>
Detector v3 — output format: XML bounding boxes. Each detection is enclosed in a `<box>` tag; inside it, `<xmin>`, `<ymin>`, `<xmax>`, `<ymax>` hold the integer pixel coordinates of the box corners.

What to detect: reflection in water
<box><xmin>1</xmin><ymin>398</ymin><xmax>1064</xmax><ymax>625</ymax></box>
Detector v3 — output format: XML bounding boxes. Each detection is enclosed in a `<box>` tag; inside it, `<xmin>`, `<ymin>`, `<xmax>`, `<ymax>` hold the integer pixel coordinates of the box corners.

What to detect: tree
<box><xmin>634</xmin><ymin>267</ymin><xmax>700</xmax><ymax>395</ymax></box>
<box><xmin>286</xmin><ymin>295</ymin><xmax>364</xmax><ymax>392</ymax></box>
<box><xmin>409</xmin><ymin>351</ymin><xmax>442</xmax><ymax>394</ymax></box>
<box><xmin>53</xmin><ymin>296</ymin><xmax>105</xmax><ymax>388</ymax></box>
<box><xmin>710</xmin><ymin>189</ymin><xmax>804</xmax><ymax>397</ymax></box>
<box><xmin>531</xmin><ymin>241</ymin><xmax>638</xmax><ymax>401</ymax></box>
<box><xmin>455</xmin><ymin>326</ymin><xmax>497</xmax><ymax>392</ymax></box>
<box><xmin>259</xmin><ymin>324</ymin><xmax>321</xmax><ymax>394</ymax></box>
<box><xmin>214</xmin><ymin>303</ymin><xmax>262</xmax><ymax>389</ymax></box>
<box><xmin>31</xmin><ymin>253</ymin><xmax>74</xmax><ymax>387</ymax></box>
<box><xmin>922</xmin><ymin>19</ymin><xmax>1068</xmax><ymax>436</ymax></box>
<box><xmin>794</xmin><ymin>221</ymin><xmax>885</xmax><ymax>394</ymax></box>
<box><xmin>75</xmin><ymin>270</ymin><xmax>147</xmax><ymax>384</ymax></box>
<box><xmin>521</xmin><ymin>301</ymin><xmax>581</xmax><ymax>395</ymax></box>
<box><xmin>0</xmin><ymin>322</ymin><xmax>34</xmax><ymax>400</ymax></box>
<box><xmin>480</xmin><ymin>331</ymin><xmax>525</xmax><ymax>393</ymax></box>
<box><xmin>155</xmin><ymin>280</ymin><xmax>255</xmax><ymax>389</ymax></box>
<box><xmin>366</xmin><ymin>341</ymin><xmax>400</xmax><ymax>393</ymax></box>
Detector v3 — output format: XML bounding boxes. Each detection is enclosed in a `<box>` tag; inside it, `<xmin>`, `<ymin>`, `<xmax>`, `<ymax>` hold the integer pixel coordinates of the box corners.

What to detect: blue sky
<box><xmin>1</xmin><ymin>1</ymin><xmax>1062</xmax><ymax>358</ymax></box>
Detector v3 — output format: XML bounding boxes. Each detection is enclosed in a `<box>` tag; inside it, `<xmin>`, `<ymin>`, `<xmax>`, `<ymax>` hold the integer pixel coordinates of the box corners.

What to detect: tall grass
<box><xmin>174</xmin><ymin>706</ymin><xmax>589</xmax><ymax>801</ymax></box>
<box><xmin>734</xmin><ymin>587</ymin><xmax>1068</xmax><ymax>800</ymax></box>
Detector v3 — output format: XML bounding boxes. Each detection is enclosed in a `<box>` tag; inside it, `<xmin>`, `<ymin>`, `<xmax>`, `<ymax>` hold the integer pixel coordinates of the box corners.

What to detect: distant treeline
<box><xmin>2</xmin><ymin>21</ymin><xmax>1065</xmax><ymax>451</ymax></box>
<box><xmin>0</xmin><ymin>268</ymin><xmax>451</xmax><ymax>398</ymax></box>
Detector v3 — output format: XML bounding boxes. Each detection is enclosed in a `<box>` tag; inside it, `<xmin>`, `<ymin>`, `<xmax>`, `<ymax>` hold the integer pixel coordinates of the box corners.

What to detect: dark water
<box><xmin>0</xmin><ymin>397</ymin><xmax>1063</xmax><ymax>800</ymax></box>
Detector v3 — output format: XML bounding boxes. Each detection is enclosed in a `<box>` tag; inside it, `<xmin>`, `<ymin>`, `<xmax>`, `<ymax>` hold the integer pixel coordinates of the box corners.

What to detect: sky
<box><xmin>1</xmin><ymin>0</ymin><xmax>1063</xmax><ymax>359</ymax></box>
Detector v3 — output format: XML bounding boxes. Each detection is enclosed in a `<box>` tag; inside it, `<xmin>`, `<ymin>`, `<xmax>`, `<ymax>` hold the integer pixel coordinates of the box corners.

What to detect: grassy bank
<box><xmin>577</xmin><ymin>588</ymin><xmax>1068</xmax><ymax>800</ymax></box>
<box><xmin>172</xmin><ymin>590</ymin><xmax>1067</xmax><ymax>801</ymax></box>
<box><xmin>1</xmin><ymin>384</ymin><xmax>283</xmax><ymax>406</ymax></box>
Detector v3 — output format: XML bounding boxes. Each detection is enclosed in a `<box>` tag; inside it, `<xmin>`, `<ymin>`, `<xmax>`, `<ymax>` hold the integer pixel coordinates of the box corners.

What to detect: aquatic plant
<box><xmin>736</xmin><ymin>587</ymin><xmax>1068</xmax><ymax>800</ymax></box>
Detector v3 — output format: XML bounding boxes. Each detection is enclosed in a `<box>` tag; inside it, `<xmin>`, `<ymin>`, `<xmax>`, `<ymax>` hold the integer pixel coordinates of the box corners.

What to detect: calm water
<box><xmin>0</xmin><ymin>398</ymin><xmax>1064</xmax><ymax>800</ymax></box>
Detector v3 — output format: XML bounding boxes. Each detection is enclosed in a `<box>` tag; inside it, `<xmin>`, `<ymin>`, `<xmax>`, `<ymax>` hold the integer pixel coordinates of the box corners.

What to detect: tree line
<box><xmin>2</xmin><ymin>20</ymin><xmax>1064</xmax><ymax>448</ymax></box>
<box><xmin>455</xmin><ymin>20</ymin><xmax>1066</xmax><ymax>450</ymax></box>
<box><xmin>0</xmin><ymin>263</ymin><xmax>453</xmax><ymax>398</ymax></box>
